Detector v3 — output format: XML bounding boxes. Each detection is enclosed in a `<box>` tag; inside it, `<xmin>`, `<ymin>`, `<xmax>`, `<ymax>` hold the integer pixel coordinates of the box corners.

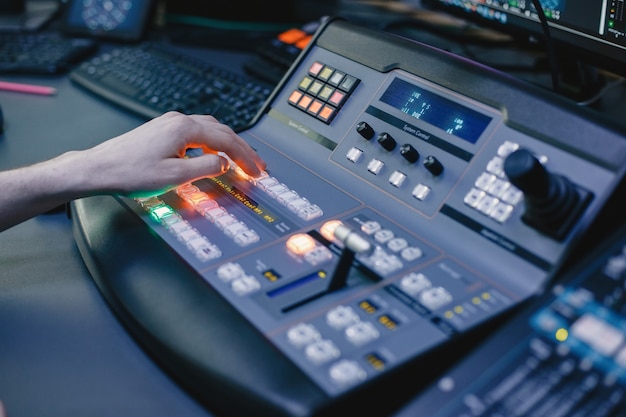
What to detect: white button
<box><xmin>217</xmin><ymin>262</ymin><xmax>245</xmax><ymax>282</ymax></box>
<box><xmin>304</xmin><ymin>246</ymin><xmax>333</xmax><ymax>265</ymax></box>
<box><xmin>305</xmin><ymin>340</ymin><xmax>340</xmax><ymax>364</ymax></box>
<box><xmin>419</xmin><ymin>287</ymin><xmax>453</xmax><ymax>310</ymax></box>
<box><xmin>256</xmin><ymin>176</ymin><xmax>278</xmax><ymax>190</ymax></box>
<box><xmin>329</xmin><ymin>360</ymin><xmax>367</xmax><ymax>386</ymax></box>
<box><xmin>297</xmin><ymin>204</ymin><xmax>323</xmax><ymax>221</ymax></box>
<box><xmin>277</xmin><ymin>190</ymin><xmax>299</xmax><ymax>205</ymax></box>
<box><xmin>412</xmin><ymin>184</ymin><xmax>431</xmax><ymax>201</ymax></box>
<box><xmin>401</xmin><ymin>246</ymin><xmax>423</xmax><ymax>262</ymax></box>
<box><xmin>374</xmin><ymin>229</ymin><xmax>394</xmax><ymax>244</ymax></box>
<box><xmin>486</xmin><ymin>157</ymin><xmax>504</xmax><ymax>177</ymax></box>
<box><xmin>367</xmin><ymin>159</ymin><xmax>385</xmax><ymax>175</ymax></box>
<box><xmin>389</xmin><ymin>170</ymin><xmax>407</xmax><ymax>188</ymax></box>
<box><xmin>231</xmin><ymin>275</ymin><xmax>261</xmax><ymax>296</ymax></box>
<box><xmin>345</xmin><ymin>321</ymin><xmax>380</xmax><ymax>346</ymax></box>
<box><xmin>223</xmin><ymin>221</ymin><xmax>247</xmax><ymax>237</ymax></box>
<box><xmin>464</xmin><ymin>188</ymin><xmax>485</xmax><ymax>208</ymax></box>
<box><xmin>361</xmin><ymin>220</ymin><xmax>382</xmax><ymax>235</ymax></box>
<box><xmin>327</xmin><ymin>305</ymin><xmax>360</xmax><ymax>330</ymax></box>
<box><xmin>286</xmin><ymin>323</ymin><xmax>321</xmax><ymax>348</ymax></box>
<box><xmin>399</xmin><ymin>272</ymin><xmax>431</xmax><ymax>296</ymax></box>
<box><xmin>214</xmin><ymin>214</ymin><xmax>237</xmax><ymax>230</ymax></box>
<box><xmin>387</xmin><ymin>237</ymin><xmax>408</xmax><ymax>252</ymax></box>
<box><xmin>346</xmin><ymin>147</ymin><xmax>364</xmax><ymax>163</ymax></box>
<box><xmin>234</xmin><ymin>229</ymin><xmax>260</xmax><ymax>247</ymax></box>
<box><xmin>196</xmin><ymin>244</ymin><xmax>222</xmax><ymax>261</ymax></box>
<box><xmin>475</xmin><ymin>173</ymin><xmax>496</xmax><ymax>191</ymax></box>
<box><xmin>490</xmin><ymin>202</ymin><xmax>514</xmax><ymax>223</ymax></box>
<box><xmin>497</xmin><ymin>141</ymin><xmax>519</xmax><ymax>157</ymax></box>
<box><xmin>267</xmin><ymin>183</ymin><xmax>289</xmax><ymax>198</ymax></box>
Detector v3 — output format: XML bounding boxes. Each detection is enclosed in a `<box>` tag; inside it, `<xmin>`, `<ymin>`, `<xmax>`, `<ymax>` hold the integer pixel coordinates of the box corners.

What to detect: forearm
<box><xmin>0</xmin><ymin>150</ymin><xmax>95</xmax><ymax>232</ymax></box>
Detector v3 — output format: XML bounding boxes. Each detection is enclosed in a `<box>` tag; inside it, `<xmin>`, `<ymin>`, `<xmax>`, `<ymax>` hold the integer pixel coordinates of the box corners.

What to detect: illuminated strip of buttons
<box><xmin>135</xmin><ymin>196</ymin><xmax>222</xmax><ymax>262</ymax></box>
<box><xmin>175</xmin><ymin>183</ymin><xmax>260</xmax><ymax>247</ymax></box>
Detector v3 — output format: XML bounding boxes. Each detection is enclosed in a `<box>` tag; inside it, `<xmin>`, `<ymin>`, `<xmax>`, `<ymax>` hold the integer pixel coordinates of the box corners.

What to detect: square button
<box><xmin>317</xmin><ymin>105</ymin><xmax>336</xmax><ymax>123</ymax></box>
<box><xmin>318</xmin><ymin>85</ymin><xmax>335</xmax><ymax>101</ymax></box>
<box><xmin>299</xmin><ymin>76</ymin><xmax>314</xmax><ymax>91</ymax></box>
<box><xmin>297</xmin><ymin>94</ymin><xmax>314</xmax><ymax>110</ymax></box>
<box><xmin>308</xmin><ymin>61</ymin><xmax>324</xmax><ymax>76</ymax></box>
<box><xmin>328</xmin><ymin>90</ymin><xmax>347</xmax><ymax>107</ymax></box>
<box><xmin>308</xmin><ymin>80</ymin><xmax>324</xmax><ymax>96</ymax></box>
<box><xmin>329</xmin><ymin>71</ymin><xmax>345</xmax><ymax>86</ymax></box>
<box><xmin>307</xmin><ymin>99</ymin><xmax>324</xmax><ymax>116</ymax></box>
<box><xmin>318</xmin><ymin>66</ymin><xmax>335</xmax><ymax>82</ymax></box>
<box><xmin>339</xmin><ymin>75</ymin><xmax>359</xmax><ymax>93</ymax></box>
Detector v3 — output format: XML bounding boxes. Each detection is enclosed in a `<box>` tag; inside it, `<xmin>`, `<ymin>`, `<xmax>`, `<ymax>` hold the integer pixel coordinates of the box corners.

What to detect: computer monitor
<box><xmin>423</xmin><ymin>0</ymin><xmax>626</xmax><ymax>93</ymax></box>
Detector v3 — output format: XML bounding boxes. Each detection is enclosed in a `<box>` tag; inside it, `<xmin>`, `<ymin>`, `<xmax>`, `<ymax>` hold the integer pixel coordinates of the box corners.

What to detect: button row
<box><xmin>399</xmin><ymin>272</ymin><xmax>453</xmax><ymax>310</ymax></box>
<box><xmin>288</xmin><ymin>61</ymin><xmax>360</xmax><ymax>124</ymax></box>
<box><xmin>464</xmin><ymin>140</ymin><xmax>524</xmax><ymax>223</ymax></box>
<box><xmin>176</xmin><ymin>183</ymin><xmax>260</xmax><ymax>247</ymax></box>
<box><xmin>253</xmin><ymin>174</ymin><xmax>324</xmax><ymax>221</ymax></box>
<box><xmin>136</xmin><ymin>196</ymin><xmax>223</xmax><ymax>262</ymax></box>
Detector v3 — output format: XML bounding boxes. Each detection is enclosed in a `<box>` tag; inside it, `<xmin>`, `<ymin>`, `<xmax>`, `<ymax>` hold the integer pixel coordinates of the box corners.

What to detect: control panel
<box><xmin>72</xmin><ymin>18</ymin><xmax>626</xmax><ymax>417</ymax></box>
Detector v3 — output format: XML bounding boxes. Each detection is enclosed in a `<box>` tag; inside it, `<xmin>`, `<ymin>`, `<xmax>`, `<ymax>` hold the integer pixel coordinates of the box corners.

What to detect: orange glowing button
<box><xmin>320</xmin><ymin>219</ymin><xmax>343</xmax><ymax>242</ymax></box>
<box><xmin>307</xmin><ymin>100</ymin><xmax>323</xmax><ymax>116</ymax></box>
<box><xmin>286</xmin><ymin>233</ymin><xmax>317</xmax><ymax>255</ymax></box>
<box><xmin>187</xmin><ymin>192</ymin><xmax>210</xmax><ymax>204</ymax></box>
<box><xmin>297</xmin><ymin>94</ymin><xmax>313</xmax><ymax>110</ymax></box>
<box><xmin>317</xmin><ymin>105</ymin><xmax>336</xmax><ymax>123</ymax></box>
<box><xmin>295</xmin><ymin>35</ymin><xmax>312</xmax><ymax>49</ymax></box>
<box><xmin>288</xmin><ymin>90</ymin><xmax>303</xmax><ymax>105</ymax></box>
<box><xmin>278</xmin><ymin>28</ymin><xmax>306</xmax><ymax>44</ymax></box>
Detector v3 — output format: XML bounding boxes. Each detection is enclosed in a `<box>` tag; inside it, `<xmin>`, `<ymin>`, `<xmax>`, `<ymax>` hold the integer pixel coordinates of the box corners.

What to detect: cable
<box><xmin>531</xmin><ymin>0</ymin><xmax>561</xmax><ymax>94</ymax></box>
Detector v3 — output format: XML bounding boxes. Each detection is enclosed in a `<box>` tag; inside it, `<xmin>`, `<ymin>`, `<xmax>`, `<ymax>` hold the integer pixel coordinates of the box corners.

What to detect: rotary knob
<box><xmin>356</xmin><ymin>121</ymin><xmax>374</xmax><ymax>140</ymax></box>
<box><xmin>423</xmin><ymin>155</ymin><xmax>443</xmax><ymax>176</ymax></box>
<box><xmin>400</xmin><ymin>144</ymin><xmax>419</xmax><ymax>163</ymax></box>
<box><xmin>377</xmin><ymin>132</ymin><xmax>397</xmax><ymax>151</ymax></box>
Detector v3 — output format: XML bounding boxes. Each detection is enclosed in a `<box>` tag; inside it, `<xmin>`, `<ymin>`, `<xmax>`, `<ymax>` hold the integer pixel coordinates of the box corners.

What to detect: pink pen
<box><xmin>0</xmin><ymin>81</ymin><xmax>57</xmax><ymax>96</ymax></box>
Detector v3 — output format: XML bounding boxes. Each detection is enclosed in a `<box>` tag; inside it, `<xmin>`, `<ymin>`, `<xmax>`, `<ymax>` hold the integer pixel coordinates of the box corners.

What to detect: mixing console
<box><xmin>71</xmin><ymin>18</ymin><xmax>626</xmax><ymax>417</ymax></box>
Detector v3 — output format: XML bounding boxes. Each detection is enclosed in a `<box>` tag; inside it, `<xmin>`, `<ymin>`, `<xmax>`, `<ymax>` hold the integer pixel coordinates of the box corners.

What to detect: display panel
<box><xmin>425</xmin><ymin>0</ymin><xmax>626</xmax><ymax>77</ymax></box>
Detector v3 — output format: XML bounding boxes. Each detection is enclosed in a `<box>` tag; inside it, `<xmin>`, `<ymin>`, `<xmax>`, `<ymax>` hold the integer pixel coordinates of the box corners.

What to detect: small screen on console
<box><xmin>380</xmin><ymin>77</ymin><xmax>491</xmax><ymax>144</ymax></box>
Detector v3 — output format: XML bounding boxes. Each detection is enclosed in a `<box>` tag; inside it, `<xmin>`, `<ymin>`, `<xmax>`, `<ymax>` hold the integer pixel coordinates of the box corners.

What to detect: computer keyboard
<box><xmin>0</xmin><ymin>31</ymin><xmax>99</xmax><ymax>74</ymax></box>
<box><xmin>69</xmin><ymin>43</ymin><xmax>275</xmax><ymax>131</ymax></box>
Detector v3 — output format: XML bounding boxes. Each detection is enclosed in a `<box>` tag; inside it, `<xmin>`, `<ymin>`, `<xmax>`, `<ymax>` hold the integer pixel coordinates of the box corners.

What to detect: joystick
<box><xmin>503</xmin><ymin>148</ymin><xmax>592</xmax><ymax>240</ymax></box>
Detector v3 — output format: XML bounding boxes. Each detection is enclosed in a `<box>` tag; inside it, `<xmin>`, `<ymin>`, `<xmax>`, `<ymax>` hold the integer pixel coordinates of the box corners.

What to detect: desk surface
<box><xmin>0</xmin><ymin>45</ymin><xmax>254</xmax><ymax>417</ymax></box>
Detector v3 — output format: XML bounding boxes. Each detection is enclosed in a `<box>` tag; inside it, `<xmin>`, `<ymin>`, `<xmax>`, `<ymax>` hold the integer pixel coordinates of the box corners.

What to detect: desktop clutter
<box><xmin>3</xmin><ymin>1</ymin><xmax>626</xmax><ymax>417</ymax></box>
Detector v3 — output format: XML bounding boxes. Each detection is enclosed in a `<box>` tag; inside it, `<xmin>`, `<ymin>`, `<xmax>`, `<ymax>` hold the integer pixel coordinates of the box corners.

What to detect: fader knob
<box><xmin>423</xmin><ymin>155</ymin><xmax>443</xmax><ymax>176</ymax></box>
<box><xmin>377</xmin><ymin>132</ymin><xmax>397</xmax><ymax>151</ymax></box>
<box><xmin>356</xmin><ymin>121</ymin><xmax>374</xmax><ymax>140</ymax></box>
<box><xmin>400</xmin><ymin>144</ymin><xmax>419</xmax><ymax>163</ymax></box>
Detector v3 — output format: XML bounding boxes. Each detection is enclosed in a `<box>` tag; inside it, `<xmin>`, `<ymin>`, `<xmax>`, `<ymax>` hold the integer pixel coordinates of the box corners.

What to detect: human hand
<box><xmin>77</xmin><ymin>112</ymin><xmax>266</xmax><ymax>197</ymax></box>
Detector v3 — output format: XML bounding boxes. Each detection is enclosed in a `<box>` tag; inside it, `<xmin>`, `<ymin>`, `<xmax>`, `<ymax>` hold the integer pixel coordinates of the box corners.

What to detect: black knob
<box><xmin>377</xmin><ymin>132</ymin><xmax>396</xmax><ymax>151</ymax></box>
<box><xmin>503</xmin><ymin>148</ymin><xmax>590</xmax><ymax>240</ymax></box>
<box><xmin>356</xmin><ymin>121</ymin><xmax>374</xmax><ymax>140</ymax></box>
<box><xmin>424</xmin><ymin>155</ymin><xmax>443</xmax><ymax>176</ymax></box>
<box><xmin>400</xmin><ymin>144</ymin><xmax>419</xmax><ymax>163</ymax></box>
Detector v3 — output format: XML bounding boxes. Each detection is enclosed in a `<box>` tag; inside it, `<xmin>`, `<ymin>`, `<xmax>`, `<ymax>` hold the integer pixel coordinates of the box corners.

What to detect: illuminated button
<box><xmin>308</xmin><ymin>61</ymin><xmax>324</xmax><ymax>76</ymax></box>
<box><xmin>345</xmin><ymin>321</ymin><xmax>380</xmax><ymax>346</ymax></box>
<box><xmin>389</xmin><ymin>170</ymin><xmax>407</xmax><ymax>188</ymax></box>
<box><xmin>286</xmin><ymin>233</ymin><xmax>317</xmax><ymax>255</ymax></box>
<box><xmin>161</xmin><ymin>213</ymin><xmax>183</xmax><ymax>227</ymax></box>
<box><xmin>297</xmin><ymin>94</ymin><xmax>313</xmax><ymax>110</ymax></box>
<box><xmin>195</xmin><ymin>198</ymin><xmax>219</xmax><ymax>214</ymax></box>
<box><xmin>387</xmin><ymin>237</ymin><xmax>408</xmax><ymax>252</ymax></box>
<box><xmin>346</xmin><ymin>147</ymin><xmax>363</xmax><ymax>163</ymax></box>
<box><xmin>304</xmin><ymin>246</ymin><xmax>333</xmax><ymax>265</ymax></box>
<box><xmin>217</xmin><ymin>262</ymin><xmax>245</xmax><ymax>282</ymax></box>
<box><xmin>176</xmin><ymin>183</ymin><xmax>199</xmax><ymax>196</ymax></box>
<box><xmin>317</xmin><ymin>105</ymin><xmax>336</xmax><ymax>123</ymax></box>
<box><xmin>327</xmin><ymin>305</ymin><xmax>360</xmax><ymax>330</ymax></box>
<box><xmin>361</xmin><ymin>220</ymin><xmax>382</xmax><ymax>235</ymax></box>
<box><xmin>287</xmin><ymin>323</ymin><xmax>321</xmax><ymax>348</ymax></box>
<box><xmin>305</xmin><ymin>339</ymin><xmax>340</xmax><ymax>364</ymax></box>
<box><xmin>412</xmin><ymin>184</ymin><xmax>431</xmax><ymax>201</ymax></box>
<box><xmin>329</xmin><ymin>360</ymin><xmax>367</xmax><ymax>386</ymax></box>
<box><xmin>307</xmin><ymin>99</ymin><xmax>324</xmax><ymax>116</ymax></box>
<box><xmin>367</xmin><ymin>159</ymin><xmax>385</xmax><ymax>175</ymax></box>
<box><xmin>328</xmin><ymin>90</ymin><xmax>346</xmax><ymax>107</ymax></box>
<box><xmin>234</xmin><ymin>229</ymin><xmax>260</xmax><ymax>246</ymax></box>
<box><xmin>572</xmin><ymin>313</ymin><xmax>624</xmax><ymax>356</ymax></box>
<box><xmin>288</xmin><ymin>90</ymin><xmax>304</xmax><ymax>106</ymax></box>
<box><xmin>298</xmin><ymin>76</ymin><xmax>314</xmax><ymax>91</ymax></box>
<box><xmin>399</xmin><ymin>272</ymin><xmax>431</xmax><ymax>296</ymax></box>
<box><xmin>149</xmin><ymin>204</ymin><xmax>175</xmax><ymax>222</ymax></box>
<box><xmin>214</xmin><ymin>214</ymin><xmax>237</xmax><ymax>230</ymax></box>
<box><xmin>328</xmin><ymin>70</ymin><xmax>345</xmax><ymax>86</ymax></box>
<box><xmin>223</xmin><ymin>221</ymin><xmax>247</xmax><ymax>238</ymax></box>
<box><xmin>419</xmin><ymin>287</ymin><xmax>453</xmax><ymax>310</ymax></box>
<box><xmin>401</xmin><ymin>246</ymin><xmax>423</xmax><ymax>262</ymax></box>
<box><xmin>297</xmin><ymin>204</ymin><xmax>323</xmax><ymax>221</ymax></box>
<box><xmin>307</xmin><ymin>80</ymin><xmax>324</xmax><ymax>96</ymax></box>
<box><xmin>231</xmin><ymin>275</ymin><xmax>261</xmax><ymax>296</ymax></box>
<box><xmin>339</xmin><ymin>75</ymin><xmax>359</xmax><ymax>92</ymax></box>
<box><xmin>186</xmin><ymin>191</ymin><xmax>211</xmax><ymax>204</ymax></box>
<box><xmin>318</xmin><ymin>66</ymin><xmax>335</xmax><ymax>81</ymax></box>
<box><xmin>320</xmin><ymin>220</ymin><xmax>342</xmax><ymax>242</ymax></box>
<box><xmin>373</xmin><ymin>229</ymin><xmax>394</xmax><ymax>244</ymax></box>
<box><xmin>318</xmin><ymin>85</ymin><xmax>334</xmax><ymax>101</ymax></box>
